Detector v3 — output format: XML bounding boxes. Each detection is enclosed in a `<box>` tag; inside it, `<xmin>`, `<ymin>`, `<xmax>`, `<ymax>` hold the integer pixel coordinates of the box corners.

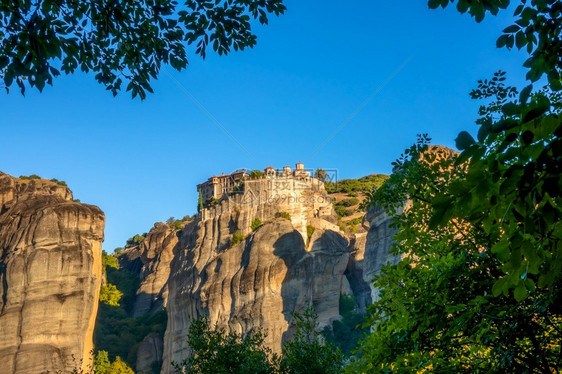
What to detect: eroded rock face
<box><xmin>131</xmin><ymin>224</ymin><xmax>178</xmax><ymax>317</ymax></box>
<box><xmin>348</xmin><ymin>205</ymin><xmax>402</xmax><ymax>307</ymax></box>
<box><xmin>0</xmin><ymin>172</ymin><xmax>104</xmax><ymax>374</ymax></box>
<box><xmin>160</xmin><ymin>183</ymin><xmax>352</xmax><ymax>372</ymax></box>
<box><xmin>136</xmin><ymin>332</ymin><xmax>164</xmax><ymax>374</ymax></box>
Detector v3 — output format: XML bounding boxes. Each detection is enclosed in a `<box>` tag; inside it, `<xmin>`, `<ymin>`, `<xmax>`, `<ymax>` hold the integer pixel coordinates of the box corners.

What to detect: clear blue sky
<box><xmin>0</xmin><ymin>1</ymin><xmax>529</xmax><ymax>251</ymax></box>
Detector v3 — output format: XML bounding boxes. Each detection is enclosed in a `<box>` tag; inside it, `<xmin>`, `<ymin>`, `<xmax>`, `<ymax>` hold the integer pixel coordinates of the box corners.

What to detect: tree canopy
<box><xmin>349</xmin><ymin>0</ymin><xmax>561</xmax><ymax>372</ymax></box>
<box><xmin>0</xmin><ymin>0</ymin><xmax>285</xmax><ymax>98</ymax></box>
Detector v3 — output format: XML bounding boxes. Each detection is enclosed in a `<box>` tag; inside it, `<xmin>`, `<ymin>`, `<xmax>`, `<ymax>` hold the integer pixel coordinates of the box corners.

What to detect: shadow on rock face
<box><xmin>272</xmin><ymin>230</ymin><xmax>312</xmax><ymax>344</ymax></box>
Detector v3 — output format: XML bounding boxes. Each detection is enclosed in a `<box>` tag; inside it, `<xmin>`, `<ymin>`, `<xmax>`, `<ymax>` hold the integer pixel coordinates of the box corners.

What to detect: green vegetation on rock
<box><xmin>94</xmin><ymin>258</ymin><xmax>167</xmax><ymax>368</ymax></box>
<box><xmin>325</xmin><ymin>174</ymin><xmax>388</xmax><ymax>194</ymax></box>
<box><xmin>251</xmin><ymin>218</ymin><xmax>262</xmax><ymax>232</ymax></box>
<box><xmin>93</xmin><ymin>350</ymin><xmax>134</xmax><ymax>374</ymax></box>
<box><xmin>173</xmin><ymin>307</ymin><xmax>344</xmax><ymax>374</ymax></box>
<box><xmin>275</xmin><ymin>212</ymin><xmax>291</xmax><ymax>221</ymax></box>
<box><xmin>99</xmin><ymin>284</ymin><xmax>123</xmax><ymax>307</ymax></box>
<box><xmin>229</xmin><ymin>231</ymin><xmax>245</xmax><ymax>248</ymax></box>
<box><xmin>126</xmin><ymin>234</ymin><xmax>146</xmax><ymax>246</ymax></box>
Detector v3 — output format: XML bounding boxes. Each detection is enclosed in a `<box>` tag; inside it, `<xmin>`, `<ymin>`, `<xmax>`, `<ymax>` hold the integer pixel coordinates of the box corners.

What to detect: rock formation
<box><xmin>136</xmin><ymin>332</ymin><xmax>164</xmax><ymax>374</ymax></box>
<box><xmin>131</xmin><ymin>223</ymin><xmax>178</xmax><ymax>318</ymax></box>
<box><xmin>159</xmin><ymin>178</ymin><xmax>352</xmax><ymax>372</ymax></box>
<box><xmin>0</xmin><ymin>172</ymin><xmax>104</xmax><ymax>374</ymax></box>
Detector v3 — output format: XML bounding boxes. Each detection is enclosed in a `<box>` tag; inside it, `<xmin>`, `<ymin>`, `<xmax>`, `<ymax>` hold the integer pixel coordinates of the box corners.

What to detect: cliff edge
<box><xmin>0</xmin><ymin>172</ymin><xmax>105</xmax><ymax>374</ymax></box>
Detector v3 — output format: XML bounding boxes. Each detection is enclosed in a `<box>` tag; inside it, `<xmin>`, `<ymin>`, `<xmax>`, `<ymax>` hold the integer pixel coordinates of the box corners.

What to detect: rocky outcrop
<box><xmin>130</xmin><ymin>224</ymin><xmax>178</xmax><ymax>317</ymax></box>
<box><xmin>347</xmin><ymin>205</ymin><xmax>402</xmax><ymax>308</ymax></box>
<box><xmin>0</xmin><ymin>172</ymin><xmax>104</xmax><ymax>374</ymax></box>
<box><xmin>160</xmin><ymin>181</ymin><xmax>352</xmax><ymax>372</ymax></box>
<box><xmin>109</xmin><ymin>167</ymin><xmax>416</xmax><ymax>373</ymax></box>
<box><xmin>136</xmin><ymin>332</ymin><xmax>164</xmax><ymax>374</ymax></box>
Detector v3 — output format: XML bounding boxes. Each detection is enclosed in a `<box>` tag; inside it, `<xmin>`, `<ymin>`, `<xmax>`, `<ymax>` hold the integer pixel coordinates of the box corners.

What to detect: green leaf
<box><xmin>492</xmin><ymin>278</ymin><xmax>506</xmax><ymax>297</ymax></box>
<box><xmin>513</xmin><ymin>283</ymin><xmax>528</xmax><ymax>301</ymax></box>
<box><xmin>519</xmin><ymin>84</ymin><xmax>533</xmax><ymax>103</ymax></box>
<box><xmin>503</xmin><ymin>25</ymin><xmax>520</xmax><ymax>33</ymax></box>
<box><xmin>455</xmin><ymin>131</ymin><xmax>475</xmax><ymax>150</ymax></box>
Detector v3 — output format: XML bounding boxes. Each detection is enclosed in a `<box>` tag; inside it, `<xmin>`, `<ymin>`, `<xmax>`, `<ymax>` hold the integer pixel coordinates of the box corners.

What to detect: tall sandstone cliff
<box><xmin>116</xmin><ymin>176</ymin><xmax>396</xmax><ymax>373</ymax></box>
<box><xmin>0</xmin><ymin>172</ymin><xmax>105</xmax><ymax>374</ymax></box>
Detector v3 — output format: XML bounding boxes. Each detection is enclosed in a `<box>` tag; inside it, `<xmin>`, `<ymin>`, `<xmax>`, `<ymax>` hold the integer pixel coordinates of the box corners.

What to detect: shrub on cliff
<box><xmin>336</xmin><ymin>198</ymin><xmax>359</xmax><ymax>207</ymax></box>
<box><xmin>230</xmin><ymin>231</ymin><xmax>245</xmax><ymax>247</ymax></box>
<box><xmin>99</xmin><ymin>284</ymin><xmax>123</xmax><ymax>307</ymax></box>
<box><xmin>334</xmin><ymin>205</ymin><xmax>352</xmax><ymax>218</ymax></box>
<box><xmin>175</xmin><ymin>308</ymin><xmax>344</xmax><ymax>374</ymax></box>
<box><xmin>275</xmin><ymin>212</ymin><xmax>291</xmax><ymax>221</ymax></box>
<box><xmin>102</xmin><ymin>250</ymin><xmax>118</xmax><ymax>271</ymax></box>
<box><xmin>251</xmin><ymin>218</ymin><xmax>262</xmax><ymax>231</ymax></box>
<box><xmin>126</xmin><ymin>234</ymin><xmax>145</xmax><ymax>245</ymax></box>
<box><xmin>93</xmin><ymin>350</ymin><xmax>134</xmax><ymax>374</ymax></box>
<box><xmin>172</xmin><ymin>318</ymin><xmax>277</xmax><ymax>374</ymax></box>
<box><xmin>280</xmin><ymin>307</ymin><xmax>345</xmax><ymax>374</ymax></box>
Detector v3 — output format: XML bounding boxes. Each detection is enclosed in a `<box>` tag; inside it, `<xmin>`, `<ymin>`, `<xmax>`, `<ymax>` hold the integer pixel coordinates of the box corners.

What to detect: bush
<box><xmin>275</xmin><ymin>212</ymin><xmax>291</xmax><ymax>221</ymax></box>
<box><xmin>230</xmin><ymin>231</ymin><xmax>245</xmax><ymax>247</ymax></box>
<box><xmin>346</xmin><ymin>217</ymin><xmax>363</xmax><ymax>226</ymax></box>
<box><xmin>49</xmin><ymin>178</ymin><xmax>67</xmax><ymax>186</ymax></box>
<box><xmin>251</xmin><ymin>218</ymin><xmax>262</xmax><ymax>231</ymax></box>
<box><xmin>175</xmin><ymin>308</ymin><xmax>344</xmax><ymax>374</ymax></box>
<box><xmin>94</xmin><ymin>263</ymin><xmax>167</xmax><ymax>367</ymax></box>
<box><xmin>334</xmin><ymin>205</ymin><xmax>352</xmax><ymax>217</ymax></box>
<box><xmin>307</xmin><ymin>225</ymin><xmax>315</xmax><ymax>239</ymax></box>
<box><xmin>250</xmin><ymin>169</ymin><xmax>264</xmax><ymax>179</ymax></box>
<box><xmin>325</xmin><ymin>174</ymin><xmax>389</xmax><ymax>194</ymax></box>
<box><xmin>306</xmin><ymin>225</ymin><xmax>316</xmax><ymax>249</ymax></box>
<box><xmin>167</xmin><ymin>217</ymin><xmax>184</xmax><ymax>230</ymax></box>
<box><xmin>93</xmin><ymin>350</ymin><xmax>135</xmax><ymax>374</ymax></box>
<box><xmin>172</xmin><ymin>318</ymin><xmax>277</xmax><ymax>374</ymax></box>
<box><xmin>280</xmin><ymin>307</ymin><xmax>345</xmax><ymax>374</ymax></box>
<box><xmin>102</xmin><ymin>250</ymin><xmax>119</xmax><ymax>271</ymax></box>
<box><xmin>19</xmin><ymin>174</ymin><xmax>41</xmax><ymax>180</ymax></box>
<box><xmin>99</xmin><ymin>284</ymin><xmax>123</xmax><ymax>307</ymax></box>
<box><xmin>126</xmin><ymin>234</ymin><xmax>144</xmax><ymax>246</ymax></box>
<box><xmin>336</xmin><ymin>198</ymin><xmax>359</xmax><ymax>207</ymax></box>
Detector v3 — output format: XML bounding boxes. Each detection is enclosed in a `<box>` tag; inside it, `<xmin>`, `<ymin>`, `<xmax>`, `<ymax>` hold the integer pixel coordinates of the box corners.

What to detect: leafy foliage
<box><xmin>325</xmin><ymin>174</ymin><xmax>388</xmax><ymax>194</ymax></box>
<box><xmin>306</xmin><ymin>224</ymin><xmax>315</xmax><ymax>239</ymax></box>
<box><xmin>0</xmin><ymin>0</ymin><xmax>286</xmax><ymax>98</ymax></box>
<box><xmin>126</xmin><ymin>233</ymin><xmax>145</xmax><ymax>246</ymax></box>
<box><xmin>101</xmin><ymin>250</ymin><xmax>118</xmax><ymax>271</ymax></box>
<box><xmin>94</xmin><ymin>263</ymin><xmax>167</xmax><ymax>367</ymax></box>
<box><xmin>93</xmin><ymin>351</ymin><xmax>134</xmax><ymax>374</ymax></box>
<box><xmin>18</xmin><ymin>174</ymin><xmax>41</xmax><ymax>180</ymax></box>
<box><xmin>349</xmin><ymin>138</ymin><xmax>562</xmax><ymax>373</ymax></box>
<box><xmin>174</xmin><ymin>308</ymin><xmax>344</xmax><ymax>374</ymax></box>
<box><xmin>167</xmin><ymin>216</ymin><xmax>184</xmax><ymax>229</ymax></box>
<box><xmin>172</xmin><ymin>318</ymin><xmax>278</xmax><ymax>374</ymax></box>
<box><xmin>99</xmin><ymin>284</ymin><xmax>123</xmax><ymax>307</ymax></box>
<box><xmin>250</xmin><ymin>169</ymin><xmax>265</xmax><ymax>178</ymax></box>
<box><xmin>251</xmin><ymin>218</ymin><xmax>262</xmax><ymax>231</ymax></box>
<box><xmin>49</xmin><ymin>178</ymin><xmax>67</xmax><ymax>186</ymax></box>
<box><xmin>335</xmin><ymin>198</ymin><xmax>359</xmax><ymax>207</ymax></box>
<box><xmin>430</xmin><ymin>0</ymin><xmax>561</xmax><ymax>89</ymax></box>
<box><xmin>334</xmin><ymin>205</ymin><xmax>352</xmax><ymax>218</ymax></box>
<box><xmin>314</xmin><ymin>168</ymin><xmax>329</xmax><ymax>182</ymax></box>
<box><xmin>275</xmin><ymin>212</ymin><xmax>291</xmax><ymax>221</ymax></box>
<box><xmin>229</xmin><ymin>230</ymin><xmax>245</xmax><ymax>247</ymax></box>
<box><xmin>280</xmin><ymin>307</ymin><xmax>345</xmax><ymax>374</ymax></box>
<box><xmin>198</xmin><ymin>189</ymin><xmax>204</xmax><ymax>212</ymax></box>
